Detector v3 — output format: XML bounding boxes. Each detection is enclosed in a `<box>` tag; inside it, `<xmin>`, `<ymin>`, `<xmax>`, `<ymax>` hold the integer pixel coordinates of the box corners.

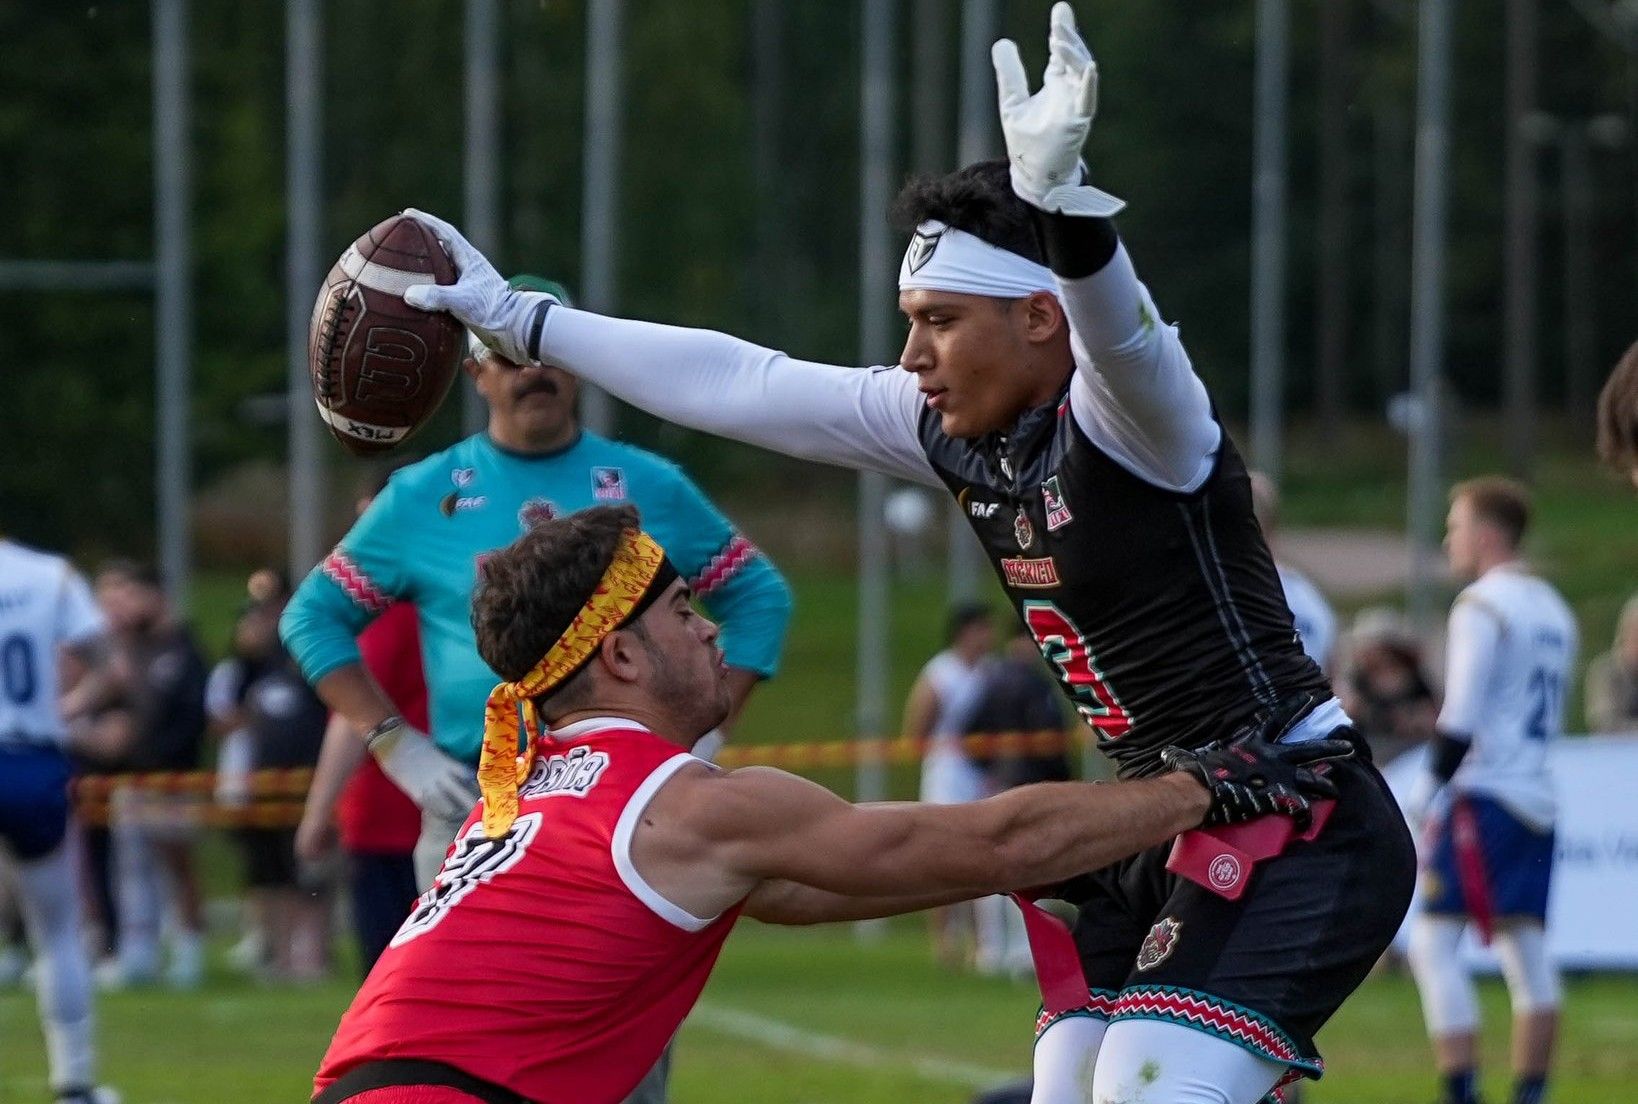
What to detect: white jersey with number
<box><xmin>1437</xmin><ymin>562</ymin><xmax>1577</xmax><ymax>829</ymax></box>
<box><xmin>0</xmin><ymin>540</ymin><xmax>106</xmax><ymax>746</ymax></box>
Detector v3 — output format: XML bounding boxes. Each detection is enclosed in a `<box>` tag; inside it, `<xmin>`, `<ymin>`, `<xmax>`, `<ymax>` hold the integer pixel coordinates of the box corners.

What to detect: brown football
<box><xmin>308</xmin><ymin>214</ymin><xmax>465</xmax><ymax>456</ymax></box>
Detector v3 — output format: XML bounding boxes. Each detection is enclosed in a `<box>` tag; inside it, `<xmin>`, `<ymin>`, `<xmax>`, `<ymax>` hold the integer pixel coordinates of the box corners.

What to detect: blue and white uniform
<box><xmin>0</xmin><ymin>540</ymin><xmax>104</xmax><ymax>856</ymax></box>
<box><xmin>1425</xmin><ymin>562</ymin><xmax>1577</xmax><ymax>920</ymax></box>
<box><xmin>0</xmin><ymin>538</ymin><xmax>108</xmax><ymax>1097</ymax></box>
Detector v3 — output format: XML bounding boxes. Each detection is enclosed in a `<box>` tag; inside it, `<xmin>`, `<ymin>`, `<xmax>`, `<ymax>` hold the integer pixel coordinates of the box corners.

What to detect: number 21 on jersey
<box><xmin>1022</xmin><ymin>601</ymin><xmax>1132</xmax><ymax>738</ymax></box>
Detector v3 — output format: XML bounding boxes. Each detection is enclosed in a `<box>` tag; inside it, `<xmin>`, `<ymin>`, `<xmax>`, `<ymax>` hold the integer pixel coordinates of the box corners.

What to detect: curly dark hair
<box><xmin>891</xmin><ymin>159</ymin><xmax>1043</xmax><ymax>263</ymax></box>
<box><xmin>1598</xmin><ymin>339</ymin><xmax>1638</xmax><ymax>478</ymax></box>
<box><xmin>471</xmin><ymin>504</ymin><xmax>641</xmax><ymax>685</ymax></box>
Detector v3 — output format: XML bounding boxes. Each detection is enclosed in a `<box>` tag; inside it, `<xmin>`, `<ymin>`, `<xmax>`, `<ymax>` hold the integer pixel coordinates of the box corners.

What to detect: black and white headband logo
<box><xmin>904</xmin><ymin>228</ymin><xmax>943</xmax><ymax>275</ymax></box>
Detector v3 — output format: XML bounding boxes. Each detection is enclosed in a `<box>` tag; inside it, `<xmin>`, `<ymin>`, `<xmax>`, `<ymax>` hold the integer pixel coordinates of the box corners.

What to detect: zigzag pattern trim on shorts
<box><xmin>1033</xmin><ymin>989</ymin><xmax>1121</xmax><ymax>1038</ymax></box>
<box><xmin>1107</xmin><ymin>985</ymin><xmax>1323</xmax><ymax>1082</ymax></box>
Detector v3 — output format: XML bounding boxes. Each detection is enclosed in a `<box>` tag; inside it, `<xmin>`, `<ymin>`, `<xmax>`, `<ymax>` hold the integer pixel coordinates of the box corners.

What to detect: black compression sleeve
<box><xmin>1028</xmin><ymin>210</ymin><xmax>1120</xmax><ymax>280</ymax></box>
<box><xmin>1429</xmin><ymin>730</ymin><xmax>1472</xmax><ymax>784</ymax></box>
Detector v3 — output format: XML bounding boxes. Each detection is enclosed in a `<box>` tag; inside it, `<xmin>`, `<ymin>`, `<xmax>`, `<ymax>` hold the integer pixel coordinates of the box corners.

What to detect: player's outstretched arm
<box><xmin>653</xmin><ymin>764</ymin><xmax>1210</xmax><ymax>915</ymax></box>
<box><xmin>401</xmin><ymin>211</ymin><xmax>937</xmax><ymax>486</ymax></box>
<box><xmin>993</xmin><ymin>3</ymin><xmax>1219</xmax><ymax>493</ymax></box>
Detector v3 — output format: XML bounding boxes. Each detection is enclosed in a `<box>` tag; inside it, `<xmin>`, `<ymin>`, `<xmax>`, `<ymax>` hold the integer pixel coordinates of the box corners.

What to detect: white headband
<box><xmin>897</xmin><ymin>220</ymin><xmax>1057</xmax><ymax>299</ymax></box>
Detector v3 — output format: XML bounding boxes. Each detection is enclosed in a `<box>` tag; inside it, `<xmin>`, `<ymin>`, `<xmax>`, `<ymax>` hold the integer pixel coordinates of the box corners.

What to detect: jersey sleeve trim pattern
<box><xmin>688</xmin><ymin>534</ymin><xmax>760</xmax><ymax>597</ymax></box>
<box><xmin>611</xmin><ymin>753</ymin><xmax>719</xmax><ymax>931</ymax></box>
<box><xmin>322</xmin><ymin>549</ymin><xmax>393</xmax><ymax>614</ymax></box>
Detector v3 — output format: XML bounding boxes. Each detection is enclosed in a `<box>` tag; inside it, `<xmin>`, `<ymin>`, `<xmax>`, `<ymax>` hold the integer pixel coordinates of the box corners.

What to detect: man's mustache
<box><xmin>514</xmin><ymin>378</ymin><xmax>560</xmax><ymax>399</ymax></box>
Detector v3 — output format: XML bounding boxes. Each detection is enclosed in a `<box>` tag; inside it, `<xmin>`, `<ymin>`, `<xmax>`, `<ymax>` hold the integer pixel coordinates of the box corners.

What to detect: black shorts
<box><xmin>1040</xmin><ymin>754</ymin><xmax>1415</xmax><ymax>1084</ymax></box>
<box><xmin>239</xmin><ymin>827</ymin><xmax>298</xmax><ymax>889</ymax></box>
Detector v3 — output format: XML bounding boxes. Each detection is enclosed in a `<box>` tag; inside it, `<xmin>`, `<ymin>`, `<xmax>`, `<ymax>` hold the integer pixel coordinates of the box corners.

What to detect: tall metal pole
<box><xmin>751</xmin><ymin>0</ymin><xmax>786</xmax><ymax>337</ymax></box>
<box><xmin>1315</xmin><ymin>0</ymin><xmax>1350</xmax><ymax>440</ymax></box>
<box><xmin>1406</xmin><ymin>0</ymin><xmax>1454</xmax><ymax>624</ymax></box>
<box><xmin>855</xmin><ymin>0</ymin><xmax>897</xmax><ymax>891</ymax></box>
<box><xmin>1503</xmin><ymin>0</ymin><xmax>1539</xmax><ymax>477</ymax></box>
<box><xmin>154</xmin><ymin>0</ymin><xmax>193</xmax><ymax>603</ymax></box>
<box><xmin>946</xmin><ymin>0</ymin><xmax>997</xmax><ymax>604</ymax></box>
<box><xmin>286</xmin><ymin>0</ymin><xmax>324</xmax><ymax>578</ymax></box>
<box><xmin>463</xmin><ymin>0</ymin><xmax>501</xmax><ymax>435</ymax></box>
<box><xmin>1250</xmin><ymin>0</ymin><xmax>1290</xmax><ymax>482</ymax></box>
<box><xmin>580</xmin><ymin>0</ymin><xmax>624</xmax><ymax>435</ymax></box>
<box><xmin>957</xmin><ymin>0</ymin><xmax>998</xmax><ymax>168</ymax></box>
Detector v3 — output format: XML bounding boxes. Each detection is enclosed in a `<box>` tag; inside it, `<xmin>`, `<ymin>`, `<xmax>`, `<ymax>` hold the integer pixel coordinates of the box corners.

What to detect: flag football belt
<box><xmin>312</xmin><ymin>1060</ymin><xmax>531</xmax><ymax>1104</ymax></box>
<box><xmin>1013</xmin><ymin>727</ymin><xmax>1364</xmax><ymax>1015</ymax></box>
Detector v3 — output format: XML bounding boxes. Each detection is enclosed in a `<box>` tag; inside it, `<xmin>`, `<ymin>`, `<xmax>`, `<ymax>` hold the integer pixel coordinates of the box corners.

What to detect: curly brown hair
<box><xmin>1598</xmin><ymin>339</ymin><xmax>1638</xmax><ymax>478</ymax></box>
<box><xmin>470</xmin><ymin>504</ymin><xmax>641</xmax><ymax>685</ymax></box>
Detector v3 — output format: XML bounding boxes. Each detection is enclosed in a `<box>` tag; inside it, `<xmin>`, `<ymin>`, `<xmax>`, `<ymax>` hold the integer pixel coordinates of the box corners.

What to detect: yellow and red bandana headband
<box><xmin>477</xmin><ymin>529</ymin><xmax>675</xmax><ymax>837</ymax></box>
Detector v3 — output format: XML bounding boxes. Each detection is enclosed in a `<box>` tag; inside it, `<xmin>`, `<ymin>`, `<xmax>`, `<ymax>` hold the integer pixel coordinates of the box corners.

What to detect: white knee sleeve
<box><xmin>1408</xmin><ymin>915</ymin><xmax>1478</xmax><ymax>1036</ymax></box>
<box><xmin>1090</xmin><ymin>1019</ymin><xmax>1286</xmax><ymax>1104</ymax></box>
<box><xmin>1031</xmin><ymin>1015</ymin><xmax>1106</xmax><ymax>1104</ymax></box>
<box><xmin>15</xmin><ymin>843</ymin><xmax>97</xmax><ymax>1090</ymax></box>
<box><xmin>1493</xmin><ymin>923</ymin><xmax>1561</xmax><ymax>1014</ymax></box>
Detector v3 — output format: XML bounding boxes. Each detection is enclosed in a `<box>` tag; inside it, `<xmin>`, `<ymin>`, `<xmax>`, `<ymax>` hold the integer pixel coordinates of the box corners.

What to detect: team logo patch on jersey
<box><xmin>439</xmin><ymin>492</ymin><xmax>488</xmax><ymax>517</ymax></box>
<box><xmin>904</xmin><ymin>228</ymin><xmax>942</xmax><ymax>274</ymax></box>
<box><xmin>519</xmin><ymin>498</ymin><xmax>558</xmax><ymax>530</ymax></box>
<box><xmin>1042</xmin><ymin>476</ymin><xmax>1073</xmax><ymax>531</ymax></box>
<box><xmin>1135</xmin><ymin>916</ymin><xmax>1182</xmax><ymax>971</ymax></box>
<box><xmin>1001</xmin><ymin>556</ymin><xmax>1059</xmax><ymax>588</ymax></box>
<box><xmin>591</xmin><ymin>466</ymin><xmax>627</xmax><ymax>501</ymax></box>
<box><xmin>1014</xmin><ymin>508</ymin><xmax>1035</xmax><ymax>550</ymax></box>
<box><xmin>450</xmin><ymin>467</ymin><xmax>476</xmax><ymax>488</ymax></box>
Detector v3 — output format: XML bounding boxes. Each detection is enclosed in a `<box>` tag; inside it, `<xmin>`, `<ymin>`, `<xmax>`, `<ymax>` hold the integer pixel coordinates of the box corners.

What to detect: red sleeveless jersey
<box><xmin>315</xmin><ymin>719</ymin><xmax>742</xmax><ymax>1104</ymax></box>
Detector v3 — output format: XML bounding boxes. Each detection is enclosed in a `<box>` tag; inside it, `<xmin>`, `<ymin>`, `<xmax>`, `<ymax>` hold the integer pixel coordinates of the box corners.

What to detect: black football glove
<box><xmin>1160</xmin><ymin>699</ymin><xmax>1355</xmax><ymax>830</ymax></box>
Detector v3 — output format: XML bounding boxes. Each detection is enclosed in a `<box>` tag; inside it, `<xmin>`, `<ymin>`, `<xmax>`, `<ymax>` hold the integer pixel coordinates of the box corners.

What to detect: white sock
<box><xmin>15</xmin><ymin>844</ymin><xmax>96</xmax><ymax>1090</ymax></box>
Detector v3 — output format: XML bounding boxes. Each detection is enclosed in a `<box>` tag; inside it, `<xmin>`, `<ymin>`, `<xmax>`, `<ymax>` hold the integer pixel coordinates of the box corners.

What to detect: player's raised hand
<box><xmin>401</xmin><ymin>209</ymin><xmax>559</xmax><ymax>365</ymax></box>
<box><xmin>991</xmin><ymin>2</ymin><xmax>1125</xmax><ymax>217</ymax></box>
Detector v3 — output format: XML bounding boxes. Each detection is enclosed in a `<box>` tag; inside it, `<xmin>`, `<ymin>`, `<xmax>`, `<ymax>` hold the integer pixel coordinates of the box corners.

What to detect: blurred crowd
<box><xmin>0</xmin><ymin>558</ymin><xmax>410</xmax><ymax>993</ymax></box>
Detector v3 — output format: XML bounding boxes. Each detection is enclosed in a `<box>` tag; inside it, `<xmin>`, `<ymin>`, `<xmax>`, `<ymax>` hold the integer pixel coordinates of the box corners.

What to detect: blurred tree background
<box><xmin>2</xmin><ymin>0</ymin><xmax>1635</xmax><ymax>564</ymax></box>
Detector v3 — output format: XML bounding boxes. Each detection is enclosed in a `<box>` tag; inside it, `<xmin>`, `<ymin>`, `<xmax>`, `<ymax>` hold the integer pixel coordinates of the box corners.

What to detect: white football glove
<box><xmin>991</xmin><ymin>2</ymin><xmax>1125</xmax><ymax>217</ymax></box>
<box><xmin>400</xmin><ymin>209</ymin><xmax>559</xmax><ymax>365</ymax></box>
<box><xmin>367</xmin><ymin>717</ymin><xmax>480</xmax><ymax>823</ymax></box>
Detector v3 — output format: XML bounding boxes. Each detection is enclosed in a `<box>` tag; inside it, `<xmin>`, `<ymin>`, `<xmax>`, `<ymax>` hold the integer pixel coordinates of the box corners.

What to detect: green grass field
<box><xmin>3</xmin><ymin>923</ymin><xmax>1636</xmax><ymax>1103</ymax></box>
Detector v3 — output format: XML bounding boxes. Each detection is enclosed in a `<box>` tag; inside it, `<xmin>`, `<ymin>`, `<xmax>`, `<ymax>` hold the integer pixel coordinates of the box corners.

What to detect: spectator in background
<box><xmin>296</xmin><ymin>469</ymin><xmax>425</xmax><ymax>975</ymax></box>
<box><xmin>204</xmin><ymin>572</ymin><xmax>291</xmax><ymax>975</ymax></box>
<box><xmin>1250</xmin><ymin>471</ymin><xmax>1338</xmax><ymax>672</ymax></box>
<box><xmin>904</xmin><ymin>602</ymin><xmax>997</xmax><ymax>968</ymax></box>
<box><xmin>1597</xmin><ymin>338</ymin><xmax>1638</xmax><ymax>488</ymax></box>
<box><xmin>234</xmin><ymin>594</ymin><xmax>332</xmax><ymax>981</ymax></box>
<box><xmin>964</xmin><ymin>629</ymin><xmax>1075</xmax><ymax>977</ymax></box>
<box><xmin>83</xmin><ymin>560</ymin><xmax>208</xmax><ymax>989</ymax></box>
<box><xmin>1585</xmin><ymin>595</ymin><xmax>1638</xmax><ymax>734</ymax></box>
<box><xmin>1339</xmin><ymin>607</ymin><xmax>1439</xmax><ymax>767</ymax></box>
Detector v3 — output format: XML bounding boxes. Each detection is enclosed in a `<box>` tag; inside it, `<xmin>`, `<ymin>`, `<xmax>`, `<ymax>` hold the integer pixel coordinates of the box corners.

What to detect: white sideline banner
<box><xmin>1382</xmin><ymin>735</ymin><xmax>1638</xmax><ymax>970</ymax></box>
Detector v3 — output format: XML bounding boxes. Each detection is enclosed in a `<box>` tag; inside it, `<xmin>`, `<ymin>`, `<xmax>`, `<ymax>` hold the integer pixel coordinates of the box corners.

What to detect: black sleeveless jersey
<box><xmin>917</xmin><ymin>387</ymin><xmax>1331</xmax><ymax>778</ymax></box>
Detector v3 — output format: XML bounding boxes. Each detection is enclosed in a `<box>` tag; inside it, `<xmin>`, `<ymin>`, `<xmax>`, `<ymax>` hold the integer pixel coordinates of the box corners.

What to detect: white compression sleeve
<box><xmin>1409</xmin><ymin>914</ymin><xmax>1479</xmax><ymax>1036</ymax></box>
<box><xmin>1030</xmin><ymin>1015</ymin><xmax>1107</xmax><ymax>1104</ymax></box>
<box><xmin>1493</xmin><ymin>923</ymin><xmax>1561</xmax><ymax>1013</ymax></box>
<box><xmin>1438</xmin><ymin>597</ymin><xmax>1505</xmax><ymax>736</ymax></box>
<box><xmin>1091</xmin><ymin>1018</ymin><xmax>1286</xmax><ymax>1104</ymax></box>
<box><xmin>1059</xmin><ymin>243</ymin><xmax>1221</xmax><ymax>493</ymax></box>
<box><xmin>538</xmin><ymin>308</ymin><xmax>939</xmax><ymax>486</ymax></box>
